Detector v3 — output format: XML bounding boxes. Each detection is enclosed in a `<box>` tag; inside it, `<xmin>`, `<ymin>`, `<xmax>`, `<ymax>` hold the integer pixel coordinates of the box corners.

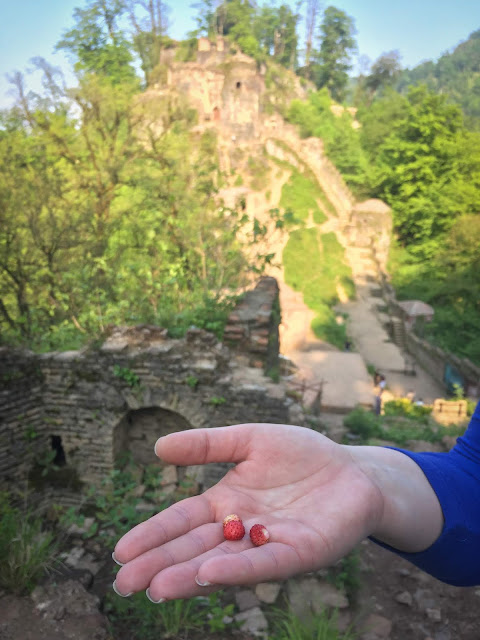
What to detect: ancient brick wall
<box><xmin>0</xmin><ymin>327</ymin><xmax>290</xmax><ymax>503</ymax></box>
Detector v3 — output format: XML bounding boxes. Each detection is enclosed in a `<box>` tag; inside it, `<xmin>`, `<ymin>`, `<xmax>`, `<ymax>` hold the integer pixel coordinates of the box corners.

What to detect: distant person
<box><xmin>344</xmin><ymin>340</ymin><xmax>352</xmax><ymax>352</ymax></box>
<box><xmin>373</xmin><ymin>374</ymin><xmax>386</xmax><ymax>416</ymax></box>
<box><xmin>112</xmin><ymin>403</ymin><xmax>480</xmax><ymax>601</ymax></box>
<box><xmin>374</xmin><ymin>395</ymin><xmax>381</xmax><ymax>416</ymax></box>
<box><xmin>379</xmin><ymin>375</ymin><xmax>386</xmax><ymax>392</ymax></box>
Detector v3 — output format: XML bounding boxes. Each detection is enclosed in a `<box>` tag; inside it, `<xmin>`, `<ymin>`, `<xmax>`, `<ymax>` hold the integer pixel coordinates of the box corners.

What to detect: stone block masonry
<box><xmin>0</xmin><ymin>325</ymin><xmax>290</xmax><ymax>505</ymax></box>
<box><xmin>223</xmin><ymin>276</ymin><xmax>280</xmax><ymax>372</ymax></box>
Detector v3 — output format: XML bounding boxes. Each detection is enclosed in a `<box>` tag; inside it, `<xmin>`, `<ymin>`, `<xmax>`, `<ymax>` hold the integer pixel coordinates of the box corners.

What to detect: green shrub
<box><xmin>343</xmin><ymin>408</ymin><xmax>382</xmax><ymax>440</ymax></box>
<box><xmin>330</xmin><ymin>550</ymin><xmax>361</xmax><ymax>602</ymax></box>
<box><xmin>0</xmin><ymin>493</ymin><xmax>58</xmax><ymax>595</ymax></box>
<box><xmin>60</xmin><ymin>462</ymin><xmax>167</xmax><ymax>548</ymax></box>
<box><xmin>104</xmin><ymin>591</ymin><xmax>235</xmax><ymax>639</ymax></box>
<box><xmin>271</xmin><ymin>606</ymin><xmax>355</xmax><ymax>640</ymax></box>
<box><xmin>383</xmin><ymin>399</ymin><xmax>432</xmax><ymax>419</ymax></box>
<box><xmin>287</xmin><ymin>89</ymin><xmax>371</xmax><ymax>198</ymax></box>
<box><xmin>159</xmin><ymin>295</ymin><xmax>237</xmax><ymax>340</ymax></box>
<box><xmin>113</xmin><ymin>365</ymin><xmax>140</xmax><ymax>388</ymax></box>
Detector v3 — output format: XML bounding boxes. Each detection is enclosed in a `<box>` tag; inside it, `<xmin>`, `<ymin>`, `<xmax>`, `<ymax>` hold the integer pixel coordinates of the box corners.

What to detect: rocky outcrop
<box><xmin>0</xmin><ymin>581</ymin><xmax>109</xmax><ymax>640</ymax></box>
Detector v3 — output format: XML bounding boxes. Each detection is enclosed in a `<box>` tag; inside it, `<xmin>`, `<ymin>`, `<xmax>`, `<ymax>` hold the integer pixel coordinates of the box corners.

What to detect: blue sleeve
<box><xmin>371</xmin><ymin>401</ymin><xmax>480</xmax><ymax>587</ymax></box>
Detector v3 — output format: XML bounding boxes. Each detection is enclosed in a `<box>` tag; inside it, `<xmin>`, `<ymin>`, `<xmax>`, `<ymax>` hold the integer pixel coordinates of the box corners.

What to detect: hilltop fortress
<box><xmin>145</xmin><ymin>37</ymin><xmax>392</xmax><ymax>267</ymax></box>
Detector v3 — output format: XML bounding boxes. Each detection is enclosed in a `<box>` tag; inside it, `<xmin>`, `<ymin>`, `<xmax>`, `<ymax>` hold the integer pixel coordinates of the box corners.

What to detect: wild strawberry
<box><xmin>250</xmin><ymin>524</ymin><xmax>269</xmax><ymax>546</ymax></box>
<box><xmin>223</xmin><ymin>519</ymin><xmax>245</xmax><ymax>541</ymax></box>
<box><xmin>223</xmin><ymin>514</ymin><xmax>241</xmax><ymax>527</ymax></box>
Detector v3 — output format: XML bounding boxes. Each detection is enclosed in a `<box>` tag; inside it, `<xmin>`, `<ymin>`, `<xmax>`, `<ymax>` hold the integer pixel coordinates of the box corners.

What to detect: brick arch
<box><xmin>113</xmin><ymin>406</ymin><xmax>192</xmax><ymax>467</ymax></box>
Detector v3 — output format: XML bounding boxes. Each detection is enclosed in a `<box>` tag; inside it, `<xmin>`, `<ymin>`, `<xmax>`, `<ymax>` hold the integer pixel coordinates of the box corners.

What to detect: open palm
<box><xmin>113</xmin><ymin>423</ymin><xmax>382</xmax><ymax>602</ymax></box>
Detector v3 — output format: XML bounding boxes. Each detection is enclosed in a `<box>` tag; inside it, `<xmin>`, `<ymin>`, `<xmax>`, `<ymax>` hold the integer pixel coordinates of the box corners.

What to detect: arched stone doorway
<box><xmin>113</xmin><ymin>407</ymin><xmax>192</xmax><ymax>467</ymax></box>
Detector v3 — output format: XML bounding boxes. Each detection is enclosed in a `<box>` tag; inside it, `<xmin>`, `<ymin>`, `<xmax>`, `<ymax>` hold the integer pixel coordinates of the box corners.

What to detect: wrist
<box><xmin>346</xmin><ymin>444</ymin><xmax>444</xmax><ymax>552</ymax></box>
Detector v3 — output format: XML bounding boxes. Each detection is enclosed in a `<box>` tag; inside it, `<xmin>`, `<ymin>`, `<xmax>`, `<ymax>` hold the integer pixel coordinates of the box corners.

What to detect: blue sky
<box><xmin>1</xmin><ymin>0</ymin><xmax>479</xmax><ymax>108</ymax></box>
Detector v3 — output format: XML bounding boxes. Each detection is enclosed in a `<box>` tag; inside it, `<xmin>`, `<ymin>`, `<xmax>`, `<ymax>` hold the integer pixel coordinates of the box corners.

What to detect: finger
<box><xmin>155</xmin><ymin>424</ymin><xmax>257</xmax><ymax>466</ymax></box>
<box><xmin>198</xmin><ymin>543</ymin><xmax>306</xmax><ymax>586</ymax></box>
<box><xmin>146</xmin><ymin>522</ymin><xmax>316</xmax><ymax>601</ymax></box>
<box><xmin>197</xmin><ymin>521</ymin><xmax>318</xmax><ymax>587</ymax></box>
<box><xmin>147</xmin><ymin>538</ymin><xmax>254</xmax><ymax>601</ymax></box>
<box><xmin>114</xmin><ymin>494</ymin><xmax>214</xmax><ymax>563</ymax></box>
<box><xmin>115</xmin><ymin>523</ymin><xmax>224</xmax><ymax>594</ymax></box>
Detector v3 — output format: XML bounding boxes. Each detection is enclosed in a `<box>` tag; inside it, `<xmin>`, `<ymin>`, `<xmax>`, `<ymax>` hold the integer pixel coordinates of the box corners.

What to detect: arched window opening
<box><xmin>51</xmin><ymin>435</ymin><xmax>66</xmax><ymax>467</ymax></box>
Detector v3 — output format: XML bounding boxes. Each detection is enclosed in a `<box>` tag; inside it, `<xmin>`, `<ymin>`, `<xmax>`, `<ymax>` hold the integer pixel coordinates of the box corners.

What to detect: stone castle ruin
<box><xmin>150</xmin><ymin>38</ymin><xmax>393</xmax><ymax>260</ymax></box>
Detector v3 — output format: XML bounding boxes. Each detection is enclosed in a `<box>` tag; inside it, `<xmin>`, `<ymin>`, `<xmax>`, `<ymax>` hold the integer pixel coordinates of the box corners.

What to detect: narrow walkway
<box><xmin>278</xmin><ymin>278</ymin><xmax>373</xmax><ymax>412</ymax></box>
<box><xmin>278</xmin><ymin>246</ymin><xmax>444</xmax><ymax>409</ymax></box>
<box><xmin>257</xmin><ymin>139</ymin><xmax>445</xmax><ymax>409</ymax></box>
<box><xmin>337</xmin><ymin>248</ymin><xmax>445</xmax><ymax>404</ymax></box>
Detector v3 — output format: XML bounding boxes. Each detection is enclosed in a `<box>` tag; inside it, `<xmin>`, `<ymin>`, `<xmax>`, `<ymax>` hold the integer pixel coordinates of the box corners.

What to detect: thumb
<box><xmin>155</xmin><ymin>424</ymin><xmax>257</xmax><ymax>466</ymax></box>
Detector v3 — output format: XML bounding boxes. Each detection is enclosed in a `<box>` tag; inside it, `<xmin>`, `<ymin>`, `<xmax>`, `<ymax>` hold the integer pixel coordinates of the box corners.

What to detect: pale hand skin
<box><xmin>113</xmin><ymin>423</ymin><xmax>443</xmax><ymax>602</ymax></box>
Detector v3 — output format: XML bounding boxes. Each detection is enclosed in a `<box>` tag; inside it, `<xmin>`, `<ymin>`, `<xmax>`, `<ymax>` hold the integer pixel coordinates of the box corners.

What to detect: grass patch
<box><xmin>247</xmin><ymin>154</ymin><xmax>271</xmax><ymax>191</ymax></box>
<box><xmin>104</xmin><ymin>591</ymin><xmax>235</xmax><ymax>639</ymax></box>
<box><xmin>0</xmin><ymin>493</ymin><xmax>59</xmax><ymax>595</ymax></box>
<box><xmin>271</xmin><ymin>606</ymin><xmax>355</xmax><ymax>640</ymax></box>
<box><xmin>270</xmin><ymin>140</ymin><xmax>337</xmax><ymax>217</ymax></box>
<box><xmin>343</xmin><ymin>406</ymin><xmax>467</xmax><ymax>446</ymax></box>
<box><xmin>280</xmin><ymin>171</ymin><xmax>327</xmax><ymax>224</ymax></box>
<box><xmin>283</xmin><ymin>229</ymin><xmax>355</xmax><ymax>348</ymax></box>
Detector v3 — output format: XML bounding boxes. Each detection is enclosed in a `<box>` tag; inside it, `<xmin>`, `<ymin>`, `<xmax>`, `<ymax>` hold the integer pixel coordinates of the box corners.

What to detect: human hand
<box><xmin>113</xmin><ymin>423</ymin><xmax>383</xmax><ymax>602</ymax></box>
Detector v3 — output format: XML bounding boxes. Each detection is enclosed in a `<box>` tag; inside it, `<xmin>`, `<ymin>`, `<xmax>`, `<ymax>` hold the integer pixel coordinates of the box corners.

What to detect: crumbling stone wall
<box><xmin>0</xmin><ymin>327</ymin><xmax>290</xmax><ymax>504</ymax></box>
<box><xmin>404</xmin><ymin>331</ymin><xmax>479</xmax><ymax>398</ymax></box>
<box><xmin>263</xmin><ymin>125</ymin><xmax>355</xmax><ymax>224</ymax></box>
<box><xmin>224</xmin><ymin>276</ymin><xmax>280</xmax><ymax>372</ymax></box>
<box><xmin>344</xmin><ymin>199</ymin><xmax>393</xmax><ymax>271</ymax></box>
<box><xmin>157</xmin><ymin>48</ymin><xmax>266</xmax><ymax>141</ymax></box>
<box><xmin>377</xmin><ymin>281</ymin><xmax>479</xmax><ymax>398</ymax></box>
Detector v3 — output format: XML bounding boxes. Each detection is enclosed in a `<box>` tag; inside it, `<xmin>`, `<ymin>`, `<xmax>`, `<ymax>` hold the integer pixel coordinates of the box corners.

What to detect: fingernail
<box><xmin>112</xmin><ymin>551</ymin><xmax>125</xmax><ymax>567</ymax></box>
<box><xmin>146</xmin><ymin>588</ymin><xmax>166</xmax><ymax>604</ymax></box>
<box><xmin>195</xmin><ymin>575</ymin><xmax>212</xmax><ymax>587</ymax></box>
<box><xmin>112</xmin><ymin>580</ymin><xmax>133</xmax><ymax>598</ymax></box>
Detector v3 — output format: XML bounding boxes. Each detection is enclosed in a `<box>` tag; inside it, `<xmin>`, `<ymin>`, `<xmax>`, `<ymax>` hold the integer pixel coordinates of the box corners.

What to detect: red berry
<box><xmin>223</xmin><ymin>519</ymin><xmax>245</xmax><ymax>541</ymax></box>
<box><xmin>223</xmin><ymin>514</ymin><xmax>241</xmax><ymax>527</ymax></box>
<box><xmin>250</xmin><ymin>524</ymin><xmax>269</xmax><ymax>546</ymax></box>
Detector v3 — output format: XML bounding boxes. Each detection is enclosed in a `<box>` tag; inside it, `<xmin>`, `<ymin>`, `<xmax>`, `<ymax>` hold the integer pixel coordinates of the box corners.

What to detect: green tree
<box><xmin>0</xmin><ymin>103</ymin><xmax>88</xmax><ymax>341</ymax></box>
<box><xmin>363</xmin><ymin>51</ymin><xmax>402</xmax><ymax>102</ymax></box>
<box><xmin>312</xmin><ymin>5</ymin><xmax>357</xmax><ymax>101</ymax></box>
<box><xmin>126</xmin><ymin>0</ymin><xmax>172</xmax><ymax>84</ymax></box>
<box><xmin>357</xmin><ymin>89</ymin><xmax>408</xmax><ymax>157</ymax></box>
<box><xmin>375</xmin><ymin>86</ymin><xmax>480</xmax><ymax>254</ymax></box>
<box><xmin>396</xmin><ymin>30</ymin><xmax>480</xmax><ymax>128</ymax></box>
<box><xmin>222</xmin><ymin>0</ymin><xmax>259</xmax><ymax>59</ymax></box>
<box><xmin>287</xmin><ymin>89</ymin><xmax>371</xmax><ymax>196</ymax></box>
<box><xmin>56</xmin><ymin>0</ymin><xmax>137</xmax><ymax>85</ymax></box>
<box><xmin>1</xmin><ymin>59</ymin><xmax>262</xmax><ymax>348</ymax></box>
<box><xmin>255</xmin><ymin>3</ymin><xmax>300</xmax><ymax>68</ymax></box>
<box><xmin>191</xmin><ymin>0</ymin><xmax>225</xmax><ymax>37</ymax></box>
<box><xmin>304</xmin><ymin>0</ymin><xmax>322</xmax><ymax>79</ymax></box>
